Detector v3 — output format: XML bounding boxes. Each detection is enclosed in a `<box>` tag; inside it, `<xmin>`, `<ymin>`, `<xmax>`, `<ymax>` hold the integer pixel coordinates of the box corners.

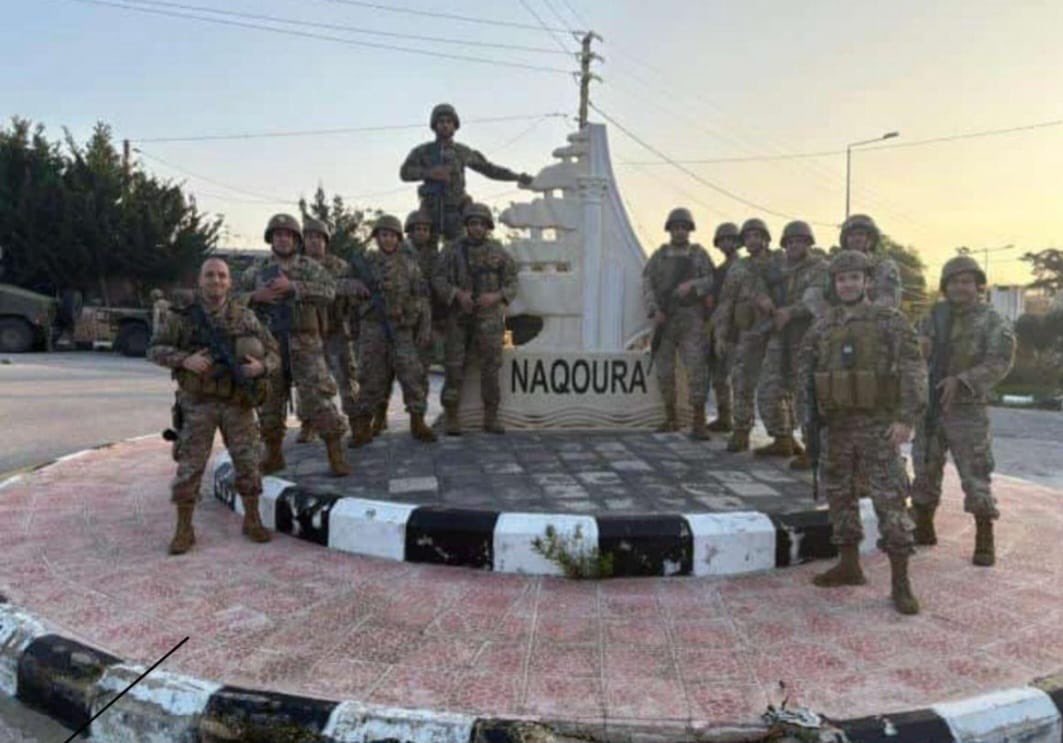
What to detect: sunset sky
<box><xmin>5</xmin><ymin>0</ymin><xmax>1062</xmax><ymax>287</ymax></box>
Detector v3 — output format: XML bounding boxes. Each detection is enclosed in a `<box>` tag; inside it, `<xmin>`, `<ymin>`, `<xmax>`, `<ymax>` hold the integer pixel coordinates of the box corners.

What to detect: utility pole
<box><xmin>122</xmin><ymin>138</ymin><xmax>131</xmax><ymax>186</ymax></box>
<box><xmin>577</xmin><ymin>32</ymin><xmax>603</xmax><ymax>129</ymax></box>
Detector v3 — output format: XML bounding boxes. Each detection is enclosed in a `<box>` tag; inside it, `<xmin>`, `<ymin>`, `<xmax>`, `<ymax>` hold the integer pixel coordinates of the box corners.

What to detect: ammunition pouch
<box><xmin>733</xmin><ymin>301</ymin><xmax>756</xmax><ymax>331</ymax></box>
<box><xmin>292</xmin><ymin>305</ymin><xmax>322</xmax><ymax>335</ymax></box>
<box><xmin>815</xmin><ymin>371</ymin><xmax>900</xmax><ymax>414</ymax></box>
<box><xmin>176</xmin><ymin>368</ymin><xmax>267</xmax><ymax>408</ymax></box>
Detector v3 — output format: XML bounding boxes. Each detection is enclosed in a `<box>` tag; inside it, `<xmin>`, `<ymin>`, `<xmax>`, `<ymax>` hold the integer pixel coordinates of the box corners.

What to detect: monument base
<box><xmin>453</xmin><ymin>348</ymin><xmax>691</xmax><ymax>430</ymax></box>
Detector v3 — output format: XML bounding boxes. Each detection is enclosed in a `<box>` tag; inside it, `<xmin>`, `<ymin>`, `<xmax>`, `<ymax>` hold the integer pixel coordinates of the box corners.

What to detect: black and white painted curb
<box><xmin>210</xmin><ymin>451</ymin><xmax>880</xmax><ymax>578</ymax></box>
<box><xmin>2</xmin><ymin>601</ymin><xmax>1062</xmax><ymax>742</ymax></box>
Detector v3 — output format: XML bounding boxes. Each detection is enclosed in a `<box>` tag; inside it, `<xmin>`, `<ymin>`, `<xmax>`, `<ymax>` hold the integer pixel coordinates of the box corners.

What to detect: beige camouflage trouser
<box><xmin>823</xmin><ymin>416</ymin><xmax>914</xmax><ymax>555</ymax></box>
<box><xmin>259</xmin><ymin>333</ymin><xmax>346</xmax><ymax>440</ymax></box>
<box><xmin>442</xmin><ymin>311</ymin><xmax>504</xmax><ymax>409</ymax></box>
<box><xmin>172</xmin><ymin>393</ymin><xmax>260</xmax><ymax>505</ymax></box>
<box><xmin>911</xmin><ymin>404</ymin><xmax>999</xmax><ymax>519</ymax></box>
<box><xmin>295</xmin><ymin>331</ymin><xmax>358</xmax><ymax>424</ymax></box>
<box><xmin>732</xmin><ymin>329</ymin><xmax>768</xmax><ymax>433</ymax></box>
<box><xmin>353</xmin><ymin>322</ymin><xmax>427</xmax><ymax>416</ymax></box>
<box><xmin>708</xmin><ymin>327</ymin><xmax>734</xmax><ymax>414</ymax></box>
<box><xmin>756</xmin><ymin>333</ymin><xmax>799</xmax><ymax>438</ymax></box>
<box><xmin>655</xmin><ymin>308</ymin><xmax>709</xmax><ymax>406</ymax></box>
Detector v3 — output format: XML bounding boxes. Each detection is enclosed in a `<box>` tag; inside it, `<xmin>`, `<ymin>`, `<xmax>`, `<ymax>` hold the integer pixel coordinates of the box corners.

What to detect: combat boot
<box><xmin>812</xmin><ymin>544</ymin><xmax>867</xmax><ymax>587</ymax></box>
<box><xmin>410</xmin><ymin>412</ymin><xmax>437</xmax><ymax>442</ymax></box>
<box><xmin>240</xmin><ymin>495</ymin><xmax>271</xmax><ymax>543</ymax></box>
<box><xmin>484</xmin><ymin>405</ymin><xmax>505</xmax><ymax>434</ymax></box>
<box><xmin>725</xmin><ymin>429</ymin><xmax>750</xmax><ymax>453</ymax></box>
<box><xmin>690</xmin><ymin>406</ymin><xmax>710</xmax><ymax>441</ymax></box>
<box><xmin>973</xmin><ymin>517</ymin><xmax>995</xmax><ymax>567</ymax></box>
<box><xmin>656</xmin><ymin>401</ymin><xmax>679</xmax><ymax>433</ymax></box>
<box><xmin>349</xmin><ymin>416</ymin><xmax>374</xmax><ymax>448</ymax></box>
<box><xmin>754</xmin><ymin>435</ymin><xmax>796</xmax><ymax>458</ymax></box>
<box><xmin>911</xmin><ymin>503</ymin><xmax>937</xmax><ymax>546</ymax></box>
<box><xmin>444</xmin><ymin>406</ymin><xmax>462</xmax><ymax>436</ymax></box>
<box><xmin>789</xmin><ymin>452</ymin><xmax>812</xmax><ymax>470</ymax></box>
<box><xmin>295</xmin><ymin>422</ymin><xmax>316</xmax><ymax>444</ymax></box>
<box><xmin>261</xmin><ymin>435</ymin><xmax>286</xmax><ymax>474</ymax></box>
<box><xmin>168</xmin><ymin>504</ymin><xmax>196</xmax><ymax>555</ymax></box>
<box><xmin>371</xmin><ymin>402</ymin><xmax>389</xmax><ymax>437</ymax></box>
<box><xmin>889</xmin><ymin>552</ymin><xmax>920</xmax><ymax>615</ymax></box>
<box><xmin>706</xmin><ymin>404</ymin><xmax>733</xmax><ymax>433</ymax></box>
<box><xmin>324</xmin><ymin>435</ymin><xmax>352</xmax><ymax>476</ymax></box>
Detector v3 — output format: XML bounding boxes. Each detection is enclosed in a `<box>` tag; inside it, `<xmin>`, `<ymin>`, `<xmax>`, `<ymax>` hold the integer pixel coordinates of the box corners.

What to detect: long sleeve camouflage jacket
<box><xmin>714</xmin><ymin>249</ymin><xmax>780</xmax><ymax>341</ymax></box>
<box><xmin>641</xmin><ymin>242</ymin><xmax>714</xmax><ymax>317</ymax></box>
<box><xmin>400</xmin><ymin>140</ymin><xmax>524</xmax><ymax>207</ymax></box>
<box><xmin>432</xmin><ymin>237</ymin><xmax>518</xmax><ymax>319</ymax></box>
<box><xmin>919</xmin><ymin>300</ymin><xmax>1015</xmax><ymax>404</ymax></box>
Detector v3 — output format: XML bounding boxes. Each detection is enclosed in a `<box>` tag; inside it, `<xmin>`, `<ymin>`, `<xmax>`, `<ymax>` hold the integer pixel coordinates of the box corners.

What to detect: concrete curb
<box><xmin>2</xmin><ymin>601</ymin><xmax>1062</xmax><ymax>742</ymax></box>
<box><xmin>210</xmin><ymin>450</ymin><xmax>880</xmax><ymax>579</ymax></box>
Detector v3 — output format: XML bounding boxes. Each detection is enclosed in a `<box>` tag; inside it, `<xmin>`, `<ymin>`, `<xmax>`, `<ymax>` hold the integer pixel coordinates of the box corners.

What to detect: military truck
<box><xmin>0</xmin><ymin>283</ymin><xmax>61</xmax><ymax>353</ymax></box>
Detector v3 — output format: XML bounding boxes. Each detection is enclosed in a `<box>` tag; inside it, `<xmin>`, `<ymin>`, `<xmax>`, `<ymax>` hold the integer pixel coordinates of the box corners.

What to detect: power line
<box><xmin>120</xmin><ymin>0</ymin><xmax>572</xmax><ymax>54</ymax></box>
<box><xmin>136</xmin><ymin>149</ymin><xmax>295</xmax><ymax>203</ymax></box>
<box><xmin>517</xmin><ymin>0</ymin><xmax>576</xmax><ymax>55</ymax></box>
<box><xmin>321</xmin><ymin>0</ymin><xmax>575</xmax><ymax>33</ymax></box>
<box><xmin>134</xmin><ymin>113</ymin><xmax>567</xmax><ymax>143</ymax></box>
<box><xmin>72</xmin><ymin>0</ymin><xmax>574</xmax><ymax>74</ymax></box>
<box><xmin>590</xmin><ymin>102</ymin><xmax>835</xmax><ymax>227</ymax></box>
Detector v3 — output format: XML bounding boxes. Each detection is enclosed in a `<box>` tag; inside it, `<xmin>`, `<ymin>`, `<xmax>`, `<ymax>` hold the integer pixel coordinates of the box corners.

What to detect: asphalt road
<box><xmin>1</xmin><ymin>352</ymin><xmax>1061</xmax><ymax>739</ymax></box>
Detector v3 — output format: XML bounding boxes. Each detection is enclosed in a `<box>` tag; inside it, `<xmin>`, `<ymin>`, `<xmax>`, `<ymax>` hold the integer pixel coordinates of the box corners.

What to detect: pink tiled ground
<box><xmin>1</xmin><ymin>438</ymin><xmax>1062</xmax><ymax>726</ymax></box>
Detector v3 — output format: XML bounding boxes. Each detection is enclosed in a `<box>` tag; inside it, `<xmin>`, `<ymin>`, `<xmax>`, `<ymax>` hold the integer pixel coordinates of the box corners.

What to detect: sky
<box><xmin>3</xmin><ymin>0</ymin><xmax>1062</xmax><ymax>287</ymax></box>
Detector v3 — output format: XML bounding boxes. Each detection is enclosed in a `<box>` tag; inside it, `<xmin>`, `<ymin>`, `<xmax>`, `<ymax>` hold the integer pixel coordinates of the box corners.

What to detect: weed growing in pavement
<box><xmin>531</xmin><ymin>524</ymin><xmax>614</xmax><ymax>579</ymax></box>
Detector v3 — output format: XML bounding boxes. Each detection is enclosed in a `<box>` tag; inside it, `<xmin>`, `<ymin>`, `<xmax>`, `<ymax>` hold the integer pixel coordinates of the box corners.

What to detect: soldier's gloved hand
<box><xmin>653</xmin><ymin>310</ymin><xmax>667</xmax><ymax>326</ymax></box>
<box><xmin>886</xmin><ymin>422</ymin><xmax>913</xmax><ymax>447</ymax></box>
<box><xmin>182</xmin><ymin>350</ymin><xmax>212</xmax><ymax>375</ymax></box>
<box><xmin>518</xmin><ymin>173</ymin><xmax>534</xmax><ymax>186</ymax></box>
<box><xmin>477</xmin><ymin>292</ymin><xmax>501</xmax><ymax>309</ymax></box>
<box><xmin>937</xmin><ymin>376</ymin><xmax>960</xmax><ymax>412</ymax></box>
<box><xmin>456</xmin><ymin>290</ymin><xmax>475</xmax><ymax>314</ymax></box>
<box><xmin>428</xmin><ymin>165</ymin><xmax>451</xmax><ymax>183</ymax></box>
<box><xmin>241</xmin><ymin>356</ymin><xmax>265</xmax><ymax>378</ymax></box>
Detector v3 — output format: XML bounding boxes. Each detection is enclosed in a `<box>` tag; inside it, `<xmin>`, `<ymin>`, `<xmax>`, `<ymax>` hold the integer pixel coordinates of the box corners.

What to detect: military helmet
<box><xmin>939</xmin><ymin>255</ymin><xmax>986</xmax><ymax>291</ymax></box>
<box><xmin>712</xmin><ymin>222</ymin><xmax>740</xmax><ymax>246</ymax></box>
<box><xmin>781</xmin><ymin>220</ymin><xmax>815</xmax><ymax>246</ymax></box>
<box><xmin>839</xmin><ymin>213</ymin><xmax>880</xmax><ymax>251</ymax></box>
<box><xmin>404</xmin><ymin>210</ymin><xmax>433</xmax><ymax>232</ymax></box>
<box><xmin>463</xmin><ymin>202</ymin><xmax>495</xmax><ymax>229</ymax></box>
<box><xmin>150</xmin><ymin>289</ymin><xmax>164</xmax><ymax>302</ymax></box>
<box><xmin>430</xmin><ymin>103</ymin><xmax>460</xmax><ymax>131</ymax></box>
<box><xmin>302</xmin><ymin>216</ymin><xmax>332</xmax><ymax>242</ymax></box>
<box><xmin>739</xmin><ymin>218</ymin><xmax>771</xmax><ymax>244</ymax></box>
<box><xmin>263</xmin><ymin>213</ymin><xmax>303</xmax><ymax>245</ymax></box>
<box><xmin>371</xmin><ymin>214</ymin><xmax>404</xmax><ymax>238</ymax></box>
<box><xmin>829</xmin><ymin>249</ymin><xmax>872</xmax><ymax>276</ymax></box>
<box><xmin>234</xmin><ymin>335</ymin><xmax>265</xmax><ymax>361</ymax></box>
<box><xmin>664</xmin><ymin>207</ymin><xmax>695</xmax><ymax>231</ymax></box>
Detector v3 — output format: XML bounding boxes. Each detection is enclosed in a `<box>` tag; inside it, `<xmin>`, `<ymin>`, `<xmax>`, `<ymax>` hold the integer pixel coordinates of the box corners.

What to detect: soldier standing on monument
<box><xmin>239</xmin><ymin>214</ymin><xmax>352</xmax><ymax>476</ymax></box>
<box><xmin>432</xmin><ymin>203</ymin><xmax>519</xmax><ymax>435</ymax></box>
<box><xmin>642</xmin><ymin>208</ymin><xmax>715</xmax><ymax>439</ymax></box>
<box><xmin>910</xmin><ymin>255</ymin><xmax>1015</xmax><ymax>566</ymax></box>
<box><xmin>714</xmin><ymin>218</ymin><xmax>779</xmax><ymax>452</ymax></box>
<box><xmin>799</xmin><ymin>250</ymin><xmax>926</xmax><ymax>615</ymax></box>
<box><xmin>706</xmin><ymin>222</ymin><xmax>742</xmax><ymax>433</ymax></box>
<box><xmin>348</xmin><ymin>214</ymin><xmax>437</xmax><ymax>446</ymax></box>
<box><xmin>754</xmin><ymin>220</ymin><xmax>828</xmax><ymax>466</ymax></box>
<box><xmin>404</xmin><ymin>209</ymin><xmax>446</xmax><ymax>398</ymax></box>
<box><xmin>400</xmin><ymin>103</ymin><xmax>534</xmax><ymax>242</ymax></box>
<box><xmin>295</xmin><ymin>216</ymin><xmax>361</xmax><ymax>444</ymax></box>
<box><xmin>149</xmin><ymin>257</ymin><xmax>278</xmax><ymax>554</ymax></box>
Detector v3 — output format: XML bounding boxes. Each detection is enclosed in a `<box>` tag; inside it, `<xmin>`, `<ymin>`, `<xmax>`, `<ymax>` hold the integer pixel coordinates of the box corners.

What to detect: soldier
<box><xmin>706</xmin><ymin>222</ymin><xmax>742</xmax><ymax>432</ymax></box>
<box><xmin>348</xmin><ymin>214</ymin><xmax>437</xmax><ymax>446</ymax></box>
<box><xmin>239</xmin><ymin>213</ymin><xmax>351</xmax><ymax>476</ymax></box>
<box><xmin>799</xmin><ymin>250</ymin><xmax>926</xmax><ymax>615</ymax></box>
<box><xmin>839</xmin><ymin>214</ymin><xmax>901</xmax><ymax>308</ymax></box>
<box><xmin>714</xmin><ymin>218</ymin><xmax>779</xmax><ymax>452</ymax></box>
<box><xmin>754</xmin><ymin>220</ymin><xmax>828</xmax><ymax>466</ymax></box>
<box><xmin>400</xmin><ymin>103</ymin><xmax>534</xmax><ymax>242</ymax></box>
<box><xmin>404</xmin><ymin>209</ymin><xmax>446</xmax><ymax>389</ymax></box>
<box><xmin>643</xmin><ymin>207</ymin><xmax>714</xmax><ymax>439</ymax></box>
<box><xmin>293</xmin><ymin>217</ymin><xmax>361</xmax><ymax>444</ymax></box>
<box><xmin>910</xmin><ymin>255</ymin><xmax>1015</xmax><ymax>566</ymax></box>
<box><xmin>148</xmin><ymin>257</ymin><xmax>279</xmax><ymax>554</ymax></box>
<box><xmin>432</xmin><ymin>202</ymin><xmax>519</xmax><ymax>435</ymax></box>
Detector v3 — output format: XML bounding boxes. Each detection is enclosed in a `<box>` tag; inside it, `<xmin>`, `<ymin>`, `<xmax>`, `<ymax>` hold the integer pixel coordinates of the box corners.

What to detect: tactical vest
<box><xmin>814</xmin><ymin>309</ymin><xmax>900</xmax><ymax>416</ymax></box>
<box><xmin>946</xmin><ymin>309</ymin><xmax>984</xmax><ymax>378</ymax></box>
<box><xmin>174</xmin><ymin>306</ymin><xmax>268</xmax><ymax>407</ymax></box>
<box><xmin>362</xmin><ymin>252</ymin><xmax>421</xmax><ymax>330</ymax></box>
<box><xmin>655</xmin><ymin>251</ymin><xmax>701</xmax><ymax>309</ymax></box>
<box><xmin>733</xmin><ymin>254</ymin><xmax>772</xmax><ymax>331</ymax></box>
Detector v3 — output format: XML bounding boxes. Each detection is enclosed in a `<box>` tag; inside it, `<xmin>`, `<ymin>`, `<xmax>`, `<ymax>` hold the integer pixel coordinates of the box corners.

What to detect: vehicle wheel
<box><xmin>0</xmin><ymin>318</ymin><xmax>36</xmax><ymax>353</ymax></box>
<box><xmin>116</xmin><ymin>322</ymin><xmax>150</xmax><ymax>357</ymax></box>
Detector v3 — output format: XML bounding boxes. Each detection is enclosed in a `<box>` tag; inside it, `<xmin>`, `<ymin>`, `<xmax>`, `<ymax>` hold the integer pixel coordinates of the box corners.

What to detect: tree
<box><xmin>298</xmin><ymin>186</ymin><xmax>379</xmax><ymax>260</ymax></box>
<box><xmin>1021</xmin><ymin>248</ymin><xmax>1063</xmax><ymax>292</ymax></box>
<box><xmin>0</xmin><ymin>117</ymin><xmax>221</xmax><ymax>302</ymax></box>
<box><xmin>880</xmin><ymin>234</ymin><xmax>928</xmax><ymax>314</ymax></box>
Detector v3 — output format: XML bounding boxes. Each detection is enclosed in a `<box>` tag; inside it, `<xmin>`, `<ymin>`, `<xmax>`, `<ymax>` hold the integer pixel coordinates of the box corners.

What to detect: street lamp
<box><xmin>846</xmin><ymin>131</ymin><xmax>899</xmax><ymax>218</ymax></box>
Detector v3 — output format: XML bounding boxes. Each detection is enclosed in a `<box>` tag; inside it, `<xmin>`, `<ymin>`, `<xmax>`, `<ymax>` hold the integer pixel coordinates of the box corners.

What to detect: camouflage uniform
<box><xmin>400</xmin><ymin>104</ymin><xmax>530</xmax><ymax>241</ymax></box>
<box><xmin>707</xmin><ymin>250</ymin><xmax>739</xmax><ymax>423</ymax></box>
<box><xmin>312</xmin><ymin>251</ymin><xmax>360</xmax><ymax>423</ymax></box>
<box><xmin>403</xmin><ymin>213</ymin><xmax>445</xmax><ymax>381</ymax></box>
<box><xmin>834</xmin><ymin>215</ymin><xmax>901</xmax><ymax>310</ymax></box>
<box><xmin>238</xmin><ymin>254</ymin><xmax>346</xmax><ymax>441</ymax></box>
<box><xmin>756</xmin><ymin>250</ymin><xmax>829</xmax><ymax>444</ymax></box>
<box><xmin>148</xmin><ymin>295</ymin><xmax>279</xmax><ymax>552</ymax></box>
<box><xmin>642</xmin><ymin>237</ymin><xmax>714</xmax><ymax>430</ymax></box>
<box><xmin>912</xmin><ymin>300</ymin><xmax>1014</xmax><ymax>518</ymax></box>
<box><xmin>433</xmin><ymin>226</ymin><xmax>519</xmax><ymax>425</ymax></box>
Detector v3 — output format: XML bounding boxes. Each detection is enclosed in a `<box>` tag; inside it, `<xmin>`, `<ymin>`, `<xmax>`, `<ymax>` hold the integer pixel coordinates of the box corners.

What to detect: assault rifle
<box><xmin>418</xmin><ymin>140</ymin><xmax>447</xmax><ymax>240</ymax></box>
<box><xmin>255</xmin><ymin>264</ymin><xmax>293</xmax><ymax>409</ymax></box>
<box><xmin>349</xmin><ymin>251</ymin><xmax>395</xmax><ymax>344</ymax></box>
<box><xmin>188</xmin><ymin>303</ymin><xmax>260</xmax><ymax>399</ymax></box>
<box><xmin>804</xmin><ymin>369</ymin><xmax>822</xmax><ymax>501</ymax></box>
<box><xmin>925</xmin><ymin>301</ymin><xmax>953</xmax><ymax>433</ymax></box>
<box><xmin>648</xmin><ymin>254</ymin><xmax>694</xmax><ymax>373</ymax></box>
